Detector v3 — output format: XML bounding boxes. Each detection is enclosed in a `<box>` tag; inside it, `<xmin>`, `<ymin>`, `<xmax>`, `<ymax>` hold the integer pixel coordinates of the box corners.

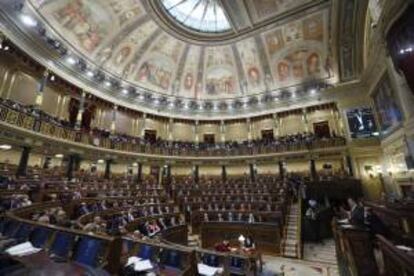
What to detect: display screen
<box><xmin>372</xmin><ymin>74</ymin><xmax>403</xmax><ymax>135</ymax></box>
<box><xmin>346</xmin><ymin>107</ymin><xmax>379</xmax><ymax>138</ymax></box>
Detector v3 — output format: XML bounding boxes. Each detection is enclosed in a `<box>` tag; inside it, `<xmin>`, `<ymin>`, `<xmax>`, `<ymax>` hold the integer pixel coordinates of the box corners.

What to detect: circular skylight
<box><xmin>160</xmin><ymin>0</ymin><xmax>231</xmax><ymax>33</ymax></box>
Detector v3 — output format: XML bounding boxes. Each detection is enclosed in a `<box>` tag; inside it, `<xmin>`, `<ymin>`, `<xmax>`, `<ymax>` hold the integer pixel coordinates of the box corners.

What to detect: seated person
<box><xmin>347</xmin><ymin>198</ymin><xmax>365</xmax><ymax>226</ymax></box>
<box><xmin>146</xmin><ymin>220</ymin><xmax>161</xmax><ymax>236</ymax></box>
<box><xmin>242</xmin><ymin>236</ymin><xmax>256</xmax><ymax>252</ymax></box>
<box><xmin>83</xmin><ymin>216</ymin><xmax>104</xmax><ymax>233</ymax></box>
<box><xmin>78</xmin><ymin>202</ymin><xmax>90</xmax><ymax>215</ymax></box>
<box><xmin>215</xmin><ymin>240</ymin><xmax>231</xmax><ymax>252</ymax></box>
<box><xmin>248</xmin><ymin>213</ymin><xmax>255</xmax><ymax>223</ymax></box>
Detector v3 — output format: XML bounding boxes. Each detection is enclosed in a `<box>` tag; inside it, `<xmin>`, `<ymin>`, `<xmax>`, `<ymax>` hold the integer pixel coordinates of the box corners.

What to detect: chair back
<box><xmin>161</xmin><ymin>249</ymin><xmax>181</xmax><ymax>269</ymax></box>
<box><xmin>13</xmin><ymin>223</ymin><xmax>33</xmax><ymax>241</ymax></box>
<box><xmin>50</xmin><ymin>231</ymin><xmax>76</xmax><ymax>258</ymax></box>
<box><xmin>72</xmin><ymin>237</ymin><xmax>104</xmax><ymax>267</ymax></box>
<box><xmin>30</xmin><ymin>227</ymin><xmax>52</xmax><ymax>248</ymax></box>
<box><xmin>137</xmin><ymin>244</ymin><xmax>154</xmax><ymax>260</ymax></box>
<box><xmin>203</xmin><ymin>253</ymin><xmax>220</xmax><ymax>267</ymax></box>
<box><xmin>3</xmin><ymin>220</ymin><xmax>20</xmax><ymax>237</ymax></box>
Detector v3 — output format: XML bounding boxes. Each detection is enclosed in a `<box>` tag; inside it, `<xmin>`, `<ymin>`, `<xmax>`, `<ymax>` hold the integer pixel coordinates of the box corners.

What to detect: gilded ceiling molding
<box><xmin>94</xmin><ymin>15</ymin><xmax>152</xmax><ymax>67</ymax></box>
<box><xmin>337</xmin><ymin>0</ymin><xmax>368</xmax><ymax>82</ymax></box>
<box><xmin>121</xmin><ymin>28</ymin><xmax>163</xmax><ymax>79</ymax></box>
<box><xmin>231</xmin><ymin>44</ymin><xmax>247</xmax><ymax>95</ymax></box>
<box><xmin>172</xmin><ymin>44</ymin><xmax>191</xmax><ymax>96</ymax></box>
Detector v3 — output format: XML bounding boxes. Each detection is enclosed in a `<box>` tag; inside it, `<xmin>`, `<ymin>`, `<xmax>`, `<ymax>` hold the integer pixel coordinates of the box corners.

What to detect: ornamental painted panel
<box><xmin>204</xmin><ymin>46</ymin><xmax>239</xmax><ymax>98</ymax></box>
<box><xmin>180</xmin><ymin>46</ymin><xmax>202</xmax><ymax>98</ymax></box>
<box><xmin>236</xmin><ymin>38</ymin><xmax>265</xmax><ymax>93</ymax></box>
<box><xmin>135</xmin><ymin>35</ymin><xmax>185</xmax><ymax>92</ymax></box>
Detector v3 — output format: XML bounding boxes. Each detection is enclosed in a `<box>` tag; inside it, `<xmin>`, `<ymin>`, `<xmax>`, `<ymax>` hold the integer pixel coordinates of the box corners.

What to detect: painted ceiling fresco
<box><xmin>28</xmin><ymin>0</ymin><xmax>336</xmax><ymax>100</ymax></box>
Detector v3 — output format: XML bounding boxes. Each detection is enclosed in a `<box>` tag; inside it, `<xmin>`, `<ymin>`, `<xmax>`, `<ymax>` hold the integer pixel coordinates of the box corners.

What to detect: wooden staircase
<box><xmin>281</xmin><ymin>202</ymin><xmax>302</xmax><ymax>258</ymax></box>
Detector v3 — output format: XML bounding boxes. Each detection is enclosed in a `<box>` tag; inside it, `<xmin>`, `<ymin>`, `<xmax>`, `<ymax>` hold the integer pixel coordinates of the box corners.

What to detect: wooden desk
<box><xmin>191</xmin><ymin>210</ymin><xmax>284</xmax><ymax>235</ymax></box>
<box><xmin>366</xmin><ymin>201</ymin><xmax>414</xmax><ymax>245</ymax></box>
<box><xmin>161</xmin><ymin>224</ymin><xmax>188</xmax><ymax>246</ymax></box>
<box><xmin>4</xmin><ymin>251</ymin><xmax>110</xmax><ymax>276</ymax></box>
<box><xmin>332</xmin><ymin>220</ymin><xmax>378</xmax><ymax>276</ymax></box>
<box><xmin>200</xmin><ymin>221</ymin><xmax>281</xmax><ymax>255</ymax></box>
<box><xmin>377</xmin><ymin>234</ymin><xmax>414</xmax><ymax>276</ymax></box>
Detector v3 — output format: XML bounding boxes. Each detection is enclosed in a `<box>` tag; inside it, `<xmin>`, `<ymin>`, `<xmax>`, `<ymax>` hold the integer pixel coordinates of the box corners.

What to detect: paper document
<box><xmin>6</xmin><ymin>241</ymin><xmax>42</xmax><ymax>256</ymax></box>
<box><xmin>133</xmin><ymin>259</ymin><xmax>154</xmax><ymax>272</ymax></box>
<box><xmin>198</xmin><ymin>263</ymin><xmax>223</xmax><ymax>276</ymax></box>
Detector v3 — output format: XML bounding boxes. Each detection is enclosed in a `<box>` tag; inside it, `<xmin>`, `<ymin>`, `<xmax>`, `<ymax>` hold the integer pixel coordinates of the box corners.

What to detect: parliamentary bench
<box><xmin>124</xmin><ymin>212</ymin><xmax>184</xmax><ymax>233</ymax></box>
<box><xmin>121</xmin><ymin>239</ymin><xmax>195</xmax><ymax>275</ymax></box>
<box><xmin>365</xmin><ymin>201</ymin><xmax>414</xmax><ymax>246</ymax></box>
<box><xmin>2</xmin><ymin>204</ymin><xmax>263</xmax><ymax>275</ymax></box>
<box><xmin>193</xmin><ymin>247</ymin><xmax>260</xmax><ymax>275</ymax></box>
<box><xmin>174</xmin><ymin>186</ymin><xmax>281</xmax><ymax>194</ymax></box>
<box><xmin>76</xmin><ymin>202</ymin><xmax>178</xmax><ymax>227</ymax></box>
<box><xmin>9</xmin><ymin>197</ymin><xmax>173</xmax><ymax>223</ymax></box>
<box><xmin>332</xmin><ymin>220</ymin><xmax>378</xmax><ymax>276</ymax></box>
<box><xmin>200</xmin><ymin>221</ymin><xmax>282</xmax><ymax>255</ymax></box>
<box><xmin>121</xmin><ymin>238</ymin><xmax>259</xmax><ymax>275</ymax></box>
<box><xmin>182</xmin><ymin>201</ymin><xmax>287</xmax><ymax>213</ymax></box>
<box><xmin>377</xmin><ymin>234</ymin><xmax>414</xmax><ymax>276</ymax></box>
<box><xmin>176</xmin><ymin>194</ymin><xmax>282</xmax><ymax>204</ymax></box>
<box><xmin>0</xmin><ymin>215</ymin><xmax>122</xmax><ymax>274</ymax></box>
<box><xmin>192</xmin><ymin>210</ymin><xmax>284</xmax><ymax>235</ymax></box>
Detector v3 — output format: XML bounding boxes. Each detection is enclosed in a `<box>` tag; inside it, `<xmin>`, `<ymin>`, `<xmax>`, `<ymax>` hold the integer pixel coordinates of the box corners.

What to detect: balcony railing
<box><xmin>0</xmin><ymin>104</ymin><xmax>346</xmax><ymax>157</ymax></box>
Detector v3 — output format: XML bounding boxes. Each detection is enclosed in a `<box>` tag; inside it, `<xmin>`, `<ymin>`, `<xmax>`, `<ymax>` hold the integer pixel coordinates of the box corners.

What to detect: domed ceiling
<box><xmin>0</xmin><ymin>0</ymin><xmax>365</xmax><ymax>118</ymax></box>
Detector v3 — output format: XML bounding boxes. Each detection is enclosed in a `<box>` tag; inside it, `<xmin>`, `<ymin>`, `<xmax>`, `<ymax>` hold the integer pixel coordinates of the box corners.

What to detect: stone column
<box><xmin>194</xmin><ymin>165</ymin><xmax>199</xmax><ymax>184</ymax></box>
<box><xmin>247</xmin><ymin>118</ymin><xmax>252</xmax><ymax>141</ymax></box>
<box><xmin>194</xmin><ymin>120</ymin><xmax>199</xmax><ymax>144</ymax></box>
<box><xmin>168</xmin><ymin>118</ymin><xmax>174</xmax><ymax>141</ymax></box>
<box><xmin>59</xmin><ymin>95</ymin><xmax>69</xmax><ymax>121</ymax></box>
<box><xmin>35</xmin><ymin>70</ymin><xmax>49</xmax><ymax>108</ymax></box>
<box><xmin>302</xmin><ymin>108</ymin><xmax>309</xmax><ymax>132</ymax></box>
<box><xmin>310</xmin><ymin>159</ymin><xmax>317</xmax><ymax>181</ymax></box>
<box><xmin>249</xmin><ymin>163</ymin><xmax>256</xmax><ymax>183</ymax></box>
<box><xmin>278</xmin><ymin>160</ymin><xmax>285</xmax><ymax>180</ymax></box>
<box><xmin>140</xmin><ymin>113</ymin><xmax>147</xmax><ymax>137</ymax></box>
<box><xmin>273</xmin><ymin>113</ymin><xmax>279</xmax><ymax>138</ymax></box>
<box><xmin>66</xmin><ymin>154</ymin><xmax>80</xmax><ymax>180</ymax></box>
<box><xmin>137</xmin><ymin>162</ymin><xmax>142</xmax><ymax>184</ymax></box>
<box><xmin>75</xmin><ymin>91</ymin><xmax>86</xmax><ymax>130</ymax></box>
<box><xmin>221</xmin><ymin>165</ymin><xmax>227</xmax><ymax>183</ymax></box>
<box><xmin>104</xmin><ymin>159</ymin><xmax>112</xmax><ymax>179</ymax></box>
<box><xmin>16</xmin><ymin>146</ymin><xmax>31</xmax><ymax>177</ymax></box>
<box><xmin>345</xmin><ymin>155</ymin><xmax>354</xmax><ymax>177</ymax></box>
<box><xmin>110</xmin><ymin>105</ymin><xmax>117</xmax><ymax>134</ymax></box>
<box><xmin>220</xmin><ymin>120</ymin><xmax>226</xmax><ymax>142</ymax></box>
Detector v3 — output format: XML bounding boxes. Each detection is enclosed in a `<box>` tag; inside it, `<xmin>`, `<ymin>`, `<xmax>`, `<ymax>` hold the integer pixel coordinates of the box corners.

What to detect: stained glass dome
<box><xmin>160</xmin><ymin>0</ymin><xmax>231</xmax><ymax>33</ymax></box>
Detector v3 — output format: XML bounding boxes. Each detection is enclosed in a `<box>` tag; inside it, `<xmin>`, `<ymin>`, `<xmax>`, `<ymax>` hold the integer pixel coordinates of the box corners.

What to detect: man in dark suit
<box><xmin>347</xmin><ymin>198</ymin><xmax>365</xmax><ymax>226</ymax></box>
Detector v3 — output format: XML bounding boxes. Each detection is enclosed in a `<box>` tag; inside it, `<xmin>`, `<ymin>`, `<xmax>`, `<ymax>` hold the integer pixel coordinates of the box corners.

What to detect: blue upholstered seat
<box><xmin>123</xmin><ymin>239</ymin><xmax>135</xmax><ymax>254</ymax></box>
<box><xmin>49</xmin><ymin>232</ymin><xmax>75</xmax><ymax>258</ymax></box>
<box><xmin>161</xmin><ymin>249</ymin><xmax>181</xmax><ymax>269</ymax></box>
<box><xmin>202</xmin><ymin>253</ymin><xmax>220</xmax><ymax>267</ymax></box>
<box><xmin>137</xmin><ymin>244</ymin><xmax>154</xmax><ymax>260</ymax></box>
<box><xmin>30</xmin><ymin>227</ymin><xmax>52</xmax><ymax>248</ymax></box>
<box><xmin>13</xmin><ymin>223</ymin><xmax>33</xmax><ymax>241</ymax></box>
<box><xmin>72</xmin><ymin>237</ymin><xmax>104</xmax><ymax>267</ymax></box>
<box><xmin>3</xmin><ymin>221</ymin><xmax>20</xmax><ymax>238</ymax></box>
<box><xmin>0</xmin><ymin>218</ymin><xmax>7</xmax><ymax>234</ymax></box>
<box><xmin>229</xmin><ymin>256</ymin><xmax>245</xmax><ymax>274</ymax></box>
